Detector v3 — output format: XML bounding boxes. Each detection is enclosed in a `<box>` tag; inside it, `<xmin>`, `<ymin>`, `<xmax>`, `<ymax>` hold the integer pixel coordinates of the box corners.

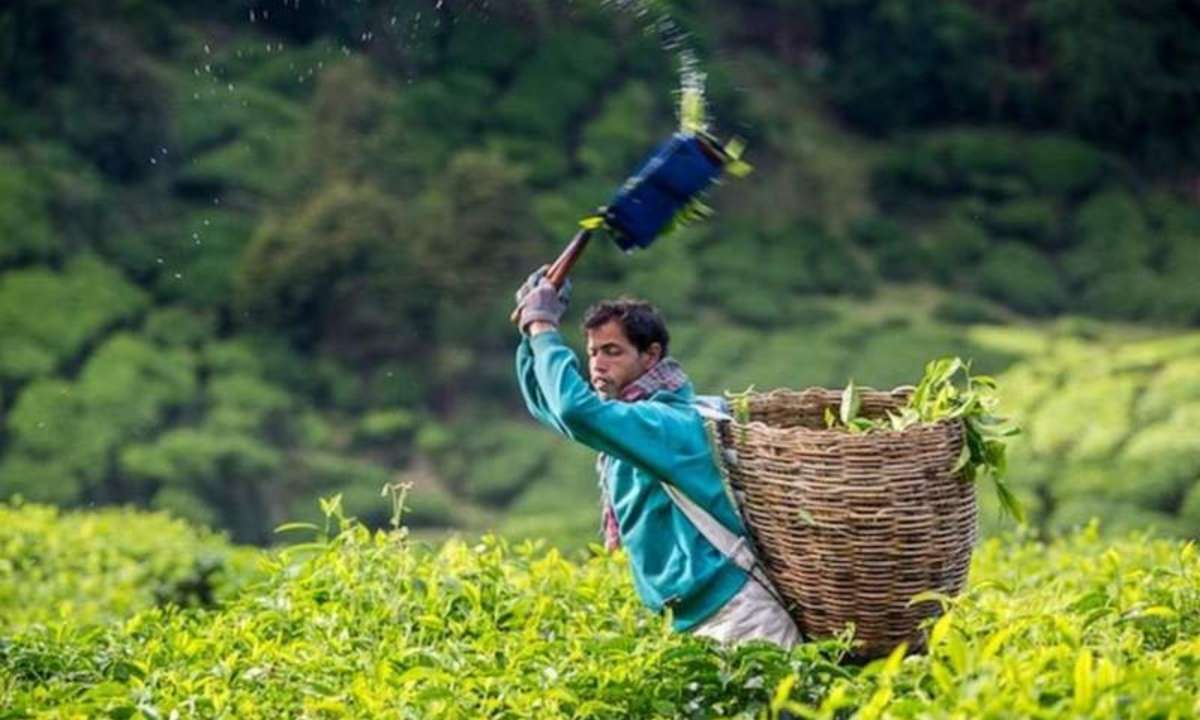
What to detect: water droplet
<box><xmin>174</xmin><ymin>272</ymin><xmax>183</xmax><ymax>280</ymax></box>
<box><xmin>249</xmin><ymin>9</ymin><xmax>256</xmax><ymax>22</ymax></box>
<box><xmin>204</xmin><ymin>43</ymin><xmax>211</xmax><ymax>54</ymax></box>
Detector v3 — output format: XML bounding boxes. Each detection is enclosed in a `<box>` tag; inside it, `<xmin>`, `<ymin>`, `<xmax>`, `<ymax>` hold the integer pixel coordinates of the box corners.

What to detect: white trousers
<box><xmin>690</xmin><ymin>577</ymin><xmax>801</xmax><ymax>649</ymax></box>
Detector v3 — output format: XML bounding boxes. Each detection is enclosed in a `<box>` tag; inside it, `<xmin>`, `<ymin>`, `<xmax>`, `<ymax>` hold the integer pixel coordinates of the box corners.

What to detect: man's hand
<box><xmin>514</xmin><ymin>265</ymin><xmax>550</xmax><ymax>306</ymax></box>
<box><xmin>516</xmin><ymin>277</ymin><xmax>570</xmax><ymax>334</ymax></box>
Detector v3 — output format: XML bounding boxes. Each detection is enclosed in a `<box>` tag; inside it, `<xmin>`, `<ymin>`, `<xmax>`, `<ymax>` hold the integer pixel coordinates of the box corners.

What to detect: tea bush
<box><xmin>1</xmin><ymin>504</ymin><xmax>1197</xmax><ymax>718</ymax></box>
<box><xmin>0</xmin><ymin>501</ymin><xmax>258</xmax><ymax>631</ymax></box>
<box><xmin>987</xmin><ymin>327</ymin><xmax>1200</xmax><ymax>537</ymax></box>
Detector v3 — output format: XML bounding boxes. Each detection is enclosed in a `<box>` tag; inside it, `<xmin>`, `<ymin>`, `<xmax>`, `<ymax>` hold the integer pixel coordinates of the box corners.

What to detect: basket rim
<box><xmin>723</xmin><ymin>384</ymin><xmax>963</xmax><ymax>439</ymax></box>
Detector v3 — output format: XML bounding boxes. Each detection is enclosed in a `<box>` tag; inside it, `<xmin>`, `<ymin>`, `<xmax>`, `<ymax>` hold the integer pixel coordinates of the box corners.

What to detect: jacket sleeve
<box><xmin>515</xmin><ymin>336</ymin><xmax>573</xmax><ymax>438</ymax></box>
<box><xmin>527</xmin><ymin>331</ymin><xmax>679</xmax><ymax>479</ymax></box>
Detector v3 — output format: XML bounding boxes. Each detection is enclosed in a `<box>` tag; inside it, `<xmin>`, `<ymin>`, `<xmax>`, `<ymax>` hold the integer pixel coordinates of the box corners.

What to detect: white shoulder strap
<box><xmin>659</xmin><ymin>480</ymin><xmax>756</xmax><ymax>573</ymax></box>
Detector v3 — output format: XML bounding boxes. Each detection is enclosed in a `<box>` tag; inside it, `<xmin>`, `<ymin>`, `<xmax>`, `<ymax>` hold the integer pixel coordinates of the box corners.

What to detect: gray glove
<box><xmin>515</xmin><ymin>265</ymin><xmax>549</xmax><ymax>305</ymax></box>
<box><xmin>518</xmin><ymin>277</ymin><xmax>570</xmax><ymax>333</ymax></box>
<box><xmin>515</xmin><ymin>265</ymin><xmax>572</xmax><ymax>306</ymax></box>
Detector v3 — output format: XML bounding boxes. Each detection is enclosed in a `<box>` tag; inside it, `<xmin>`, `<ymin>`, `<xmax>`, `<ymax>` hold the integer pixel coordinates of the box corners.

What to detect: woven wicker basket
<box><xmin>713</xmin><ymin>387</ymin><xmax>978</xmax><ymax>659</ymax></box>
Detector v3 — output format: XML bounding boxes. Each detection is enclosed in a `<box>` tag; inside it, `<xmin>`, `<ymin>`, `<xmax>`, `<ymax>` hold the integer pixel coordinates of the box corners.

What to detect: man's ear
<box><xmin>644</xmin><ymin>342</ymin><xmax>663</xmax><ymax>365</ymax></box>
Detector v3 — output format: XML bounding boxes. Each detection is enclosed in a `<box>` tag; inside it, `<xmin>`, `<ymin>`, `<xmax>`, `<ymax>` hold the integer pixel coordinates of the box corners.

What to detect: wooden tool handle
<box><xmin>510</xmin><ymin>228</ymin><xmax>594</xmax><ymax>324</ymax></box>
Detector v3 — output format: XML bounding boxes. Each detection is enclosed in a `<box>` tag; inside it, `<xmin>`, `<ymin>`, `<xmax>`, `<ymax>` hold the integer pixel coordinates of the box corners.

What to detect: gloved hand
<box><xmin>517</xmin><ymin>277</ymin><xmax>570</xmax><ymax>333</ymax></box>
<box><xmin>514</xmin><ymin>265</ymin><xmax>549</xmax><ymax>306</ymax></box>
<box><xmin>514</xmin><ymin>265</ymin><xmax>572</xmax><ymax>307</ymax></box>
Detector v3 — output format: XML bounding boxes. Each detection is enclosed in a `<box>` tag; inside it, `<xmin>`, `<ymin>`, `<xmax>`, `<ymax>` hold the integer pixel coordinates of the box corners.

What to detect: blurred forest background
<box><xmin>1</xmin><ymin>0</ymin><xmax>1199</xmax><ymax>550</ymax></box>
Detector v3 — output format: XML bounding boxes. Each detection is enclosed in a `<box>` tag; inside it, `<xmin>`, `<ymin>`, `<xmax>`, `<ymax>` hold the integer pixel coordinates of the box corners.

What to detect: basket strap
<box><xmin>659</xmin><ymin>478</ymin><xmax>787</xmax><ymax>610</ymax></box>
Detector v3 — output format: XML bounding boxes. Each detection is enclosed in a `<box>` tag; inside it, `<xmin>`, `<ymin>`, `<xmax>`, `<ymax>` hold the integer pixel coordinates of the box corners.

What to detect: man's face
<box><xmin>585</xmin><ymin>320</ymin><xmax>661</xmax><ymax>398</ymax></box>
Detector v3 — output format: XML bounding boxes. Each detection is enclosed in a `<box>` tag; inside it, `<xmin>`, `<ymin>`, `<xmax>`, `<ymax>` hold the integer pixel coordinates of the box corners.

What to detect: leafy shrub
<box><xmin>142</xmin><ymin>306</ymin><xmax>216</xmax><ymax>347</ymax></box>
<box><xmin>444</xmin><ymin>17</ymin><xmax>532</xmax><ymax>77</ymax></box>
<box><xmin>149</xmin><ymin>210</ymin><xmax>256</xmax><ymax>307</ymax></box>
<box><xmin>455</xmin><ymin>422</ymin><xmax>558</xmax><ymax>506</ymax></box>
<box><xmin>577</xmin><ymin>81</ymin><xmax>663</xmax><ymax>182</ymax></box>
<box><xmin>57</xmin><ymin>27</ymin><xmax>172</xmax><ymax>181</ymax></box>
<box><xmin>0</xmin><ymin>501</ymin><xmax>257</xmax><ymax>631</ymax></box>
<box><xmin>1035</xmin><ymin>0</ymin><xmax>1200</xmax><ymax>168</ymax></box>
<box><xmin>1137</xmin><ymin>359</ymin><xmax>1200</xmax><ymax>422</ymax></box>
<box><xmin>1061</xmin><ymin>190</ymin><xmax>1152</xmax><ymax>286</ymax></box>
<box><xmin>820</xmin><ymin>1</ymin><xmax>997</xmax><ymax>133</ymax></box>
<box><xmin>932</xmin><ymin>294</ymin><xmax>1009</xmax><ymax>325</ymax></box>
<box><xmin>2</xmin><ymin>511</ymin><xmax>1198</xmax><ymax>717</ymax></box>
<box><xmin>870</xmin><ymin>144</ymin><xmax>956</xmax><ymax>208</ymax></box>
<box><xmin>355</xmin><ymin>409</ymin><xmax>419</xmax><ymax>446</ymax></box>
<box><xmin>923</xmin><ymin>213</ymin><xmax>991</xmax><ymax>283</ymax></box>
<box><xmin>494</xmin><ymin>31</ymin><xmax>618</xmax><ymax>142</ymax></box>
<box><xmin>2</xmin><ymin>334</ymin><xmax>197</xmax><ymax>504</ymax></box>
<box><xmin>0</xmin><ymin>149</ymin><xmax>56</xmax><ymax>266</ymax></box>
<box><xmin>1023</xmin><ymin>135</ymin><xmax>1109</xmax><ymax>198</ymax></box>
<box><xmin>849</xmin><ymin>216</ymin><xmax>908</xmax><ymax>249</ymax></box>
<box><xmin>1076</xmin><ymin>267</ymin><xmax>1163</xmax><ymax>321</ymax></box>
<box><xmin>978</xmin><ymin>243</ymin><xmax>1066</xmax><ymax>315</ymax></box>
<box><xmin>984</xmin><ymin>197</ymin><xmax>1059</xmax><ymax>247</ymax></box>
<box><xmin>0</xmin><ymin>255</ymin><xmax>148</xmax><ymax>382</ymax></box>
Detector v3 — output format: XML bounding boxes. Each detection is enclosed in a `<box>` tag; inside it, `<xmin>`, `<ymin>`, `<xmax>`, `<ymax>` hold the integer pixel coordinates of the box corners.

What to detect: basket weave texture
<box><xmin>714</xmin><ymin>387</ymin><xmax>978</xmax><ymax>658</ymax></box>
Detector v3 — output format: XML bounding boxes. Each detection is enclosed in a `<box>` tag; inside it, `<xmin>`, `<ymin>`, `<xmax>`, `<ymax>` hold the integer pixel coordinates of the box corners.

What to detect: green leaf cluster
<box><xmin>1</xmin><ymin>505</ymin><xmax>1197</xmax><ymax>718</ymax></box>
<box><xmin>823</xmin><ymin>357</ymin><xmax>1024</xmax><ymax>521</ymax></box>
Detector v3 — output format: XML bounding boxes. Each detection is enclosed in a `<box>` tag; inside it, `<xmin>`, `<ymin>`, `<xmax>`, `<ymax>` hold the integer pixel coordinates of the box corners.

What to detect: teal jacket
<box><xmin>516</xmin><ymin>330</ymin><xmax>749</xmax><ymax>630</ymax></box>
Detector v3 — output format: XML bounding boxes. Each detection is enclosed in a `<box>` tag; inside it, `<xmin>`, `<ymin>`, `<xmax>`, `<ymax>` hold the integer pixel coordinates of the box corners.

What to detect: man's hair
<box><xmin>582</xmin><ymin>297</ymin><xmax>670</xmax><ymax>356</ymax></box>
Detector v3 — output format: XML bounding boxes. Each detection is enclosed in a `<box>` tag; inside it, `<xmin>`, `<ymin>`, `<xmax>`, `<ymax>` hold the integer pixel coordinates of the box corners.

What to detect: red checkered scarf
<box><xmin>597</xmin><ymin>357</ymin><xmax>690</xmax><ymax>550</ymax></box>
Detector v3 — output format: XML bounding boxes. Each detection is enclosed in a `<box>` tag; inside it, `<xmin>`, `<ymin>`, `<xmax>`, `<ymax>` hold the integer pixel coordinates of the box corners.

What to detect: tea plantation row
<box><xmin>2</xmin><ymin>501</ymin><xmax>1197</xmax><ymax>718</ymax></box>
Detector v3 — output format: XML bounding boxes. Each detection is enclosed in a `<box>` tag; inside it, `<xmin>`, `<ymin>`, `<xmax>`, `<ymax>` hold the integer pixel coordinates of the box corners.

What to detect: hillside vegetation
<box><xmin>0</xmin><ymin>0</ymin><xmax>1198</xmax><ymax>546</ymax></box>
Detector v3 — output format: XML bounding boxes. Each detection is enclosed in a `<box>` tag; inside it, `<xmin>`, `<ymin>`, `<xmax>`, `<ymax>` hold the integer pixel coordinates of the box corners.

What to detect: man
<box><xmin>513</xmin><ymin>270</ymin><xmax>799</xmax><ymax>649</ymax></box>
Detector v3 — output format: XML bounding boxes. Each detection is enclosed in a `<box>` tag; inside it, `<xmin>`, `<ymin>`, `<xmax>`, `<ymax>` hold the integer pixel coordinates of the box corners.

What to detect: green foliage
<box><xmin>922</xmin><ymin>212</ymin><xmax>991</xmax><ymax>283</ymax></box>
<box><xmin>818</xmin><ymin>0</ymin><xmax>998</xmax><ymax>133</ymax></box>
<box><xmin>494</xmin><ymin>30</ymin><xmax>618</xmax><ymax>141</ymax></box>
<box><xmin>999</xmin><ymin>329</ymin><xmax>1200</xmax><ymax>537</ymax></box>
<box><xmin>984</xmin><ymin>197</ymin><xmax>1059</xmax><ymax>247</ymax></box>
<box><xmin>577</xmin><ymin>81</ymin><xmax>663</xmax><ymax>181</ymax></box>
<box><xmin>0</xmin><ymin>148</ymin><xmax>55</xmax><ymax>266</ymax></box>
<box><xmin>0</xmin><ymin>501</ymin><xmax>257</xmax><ymax>631</ymax></box>
<box><xmin>1</xmin><ymin>0</ymin><xmax>1198</xmax><ymax>551</ymax></box>
<box><xmin>1063</xmin><ymin>190</ymin><xmax>1153</xmax><ymax>281</ymax></box>
<box><xmin>236</xmin><ymin>181</ymin><xmax>418</xmax><ymax>357</ymax></box>
<box><xmin>0</xmin><ymin>255</ymin><xmax>148</xmax><ymax>382</ymax></box>
<box><xmin>931</xmin><ymin>294</ymin><xmax>1009</xmax><ymax>325</ymax></box>
<box><xmin>55</xmin><ymin>26</ymin><xmax>173</xmax><ymax>181</ymax></box>
<box><xmin>1</xmin><ymin>333</ymin><xmax>198</xmax><ymax>504</ymax></box>
<box><xmin>978</xmin><ymin>243</ymin><xmax>1066</xmax><ymax>316</ymax></box>
<box><xmin>1023</xmin><ymin>135</ymin><xmax>1109</xmax><ymax>198</ymax></box>
<box><xmin>2</xmin><ymin>508</ymin><xmax>1198</xmax><ymax>717</ymax></box>
<box><xmin>142</xmin><ymin>306</ymin><xmax>216</xmax><ymax>348</ymax></box>
<box><xmin>355</xmin><ymin>409</ymin><xmax>420</xmax><ymax>446</ymax></box>
<box><xmin>1034</xmin><ymin>0</ymin><xmax>1200</xmax><ymax>168</ymax></box>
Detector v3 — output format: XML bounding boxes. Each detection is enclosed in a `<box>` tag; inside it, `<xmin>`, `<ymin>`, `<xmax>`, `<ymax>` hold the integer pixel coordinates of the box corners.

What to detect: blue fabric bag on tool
<box><xmin>603</xmin><ymin>132</ymin><xmax>726</xmax><ymax>251</ymax></box>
